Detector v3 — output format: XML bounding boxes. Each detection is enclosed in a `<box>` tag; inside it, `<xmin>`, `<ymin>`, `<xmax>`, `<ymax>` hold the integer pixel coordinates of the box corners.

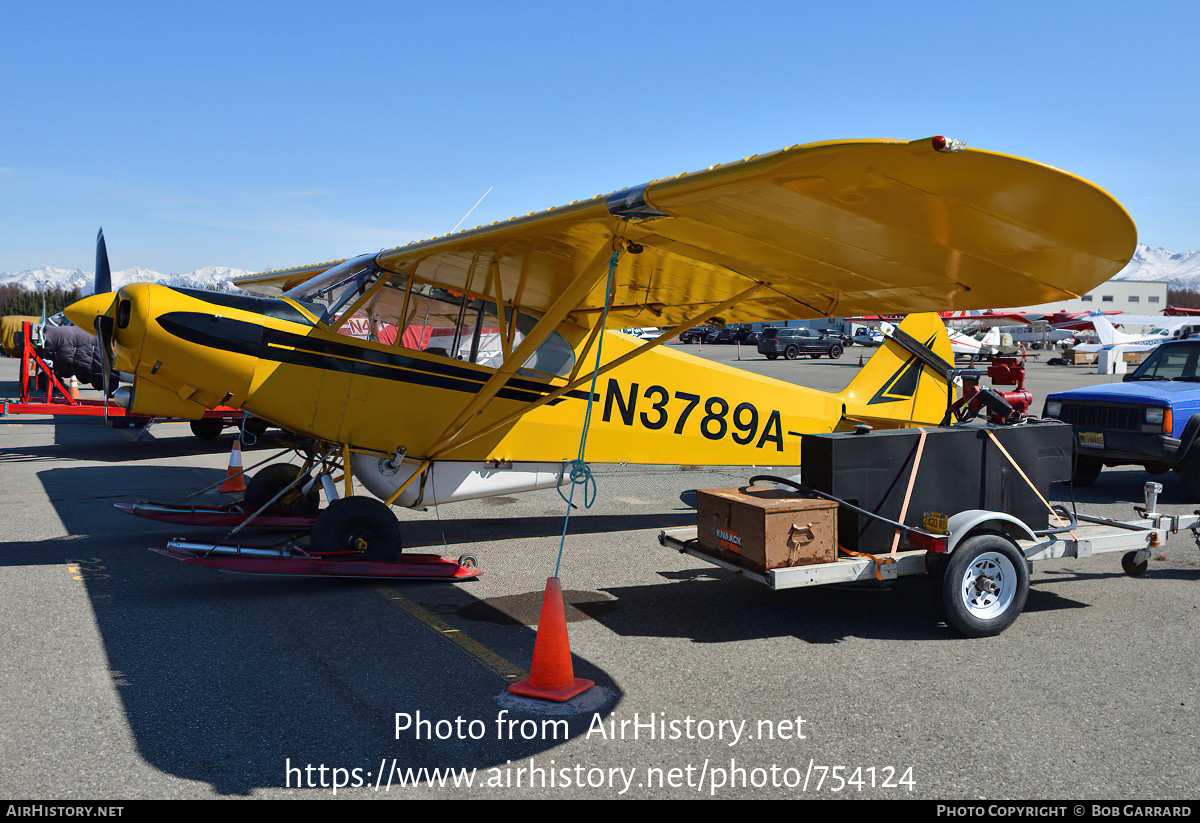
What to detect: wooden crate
<box><xmin>696</xmin><ymin>487</ymin><xmax>838</xmax><ymax>571</ymax></box>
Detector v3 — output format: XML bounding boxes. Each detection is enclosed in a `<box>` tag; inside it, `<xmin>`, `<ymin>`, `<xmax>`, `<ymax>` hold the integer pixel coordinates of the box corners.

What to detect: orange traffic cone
<box><xmin>218</xmin><ymin>439</ymin><xmax>246</xmax><ymax>493</ymax></box>
<box><xmin>67</xmin><ymin>376</ymin><xmax>80</xmax><ymax>400</ymax></box>
<box><xmin>857</xmin><ymin>352</ymin><xmax>864</xmax><ymax>366</ymax></box>
<box><xmin>508</xmin><ymin>577</ymin><xmax>595</xmax><ymax>702</ymax></box>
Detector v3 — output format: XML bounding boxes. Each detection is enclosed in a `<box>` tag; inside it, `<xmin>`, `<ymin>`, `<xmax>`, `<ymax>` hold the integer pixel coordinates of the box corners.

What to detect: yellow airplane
<box><xmin>64</xmin><ymin>137</ymin><xmax>1136</xmax><ymax>560</ymax></box>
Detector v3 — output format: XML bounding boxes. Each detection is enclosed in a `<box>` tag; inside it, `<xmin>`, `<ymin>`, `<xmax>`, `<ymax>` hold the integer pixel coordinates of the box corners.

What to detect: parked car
<box><xmin>1043</xmin><ymin>338</ymin><xmax>1200</xmax><ymax>498</ymax></box>
<box><xmin>679</xmin><ymin>326</ymin><xmax>714</xmax><ymax>343</ymax></box>
<box><xmin>704</xmin><ymin>328</ymin><xmax>739</xmax><ymax>344</ymax></box>
<box><xmin>851</xmin><ymin>330</ymin><xmax>885</xmax><ymax>346</ymax></box>
<box><xmin>756</xmin><ymin>327</ymin><xmax>844</xmax><ymax>360</ymax></box>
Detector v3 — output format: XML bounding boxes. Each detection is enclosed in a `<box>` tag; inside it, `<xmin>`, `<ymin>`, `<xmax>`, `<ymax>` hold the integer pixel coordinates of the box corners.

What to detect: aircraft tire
<box><xmin>189</xmin><ymin>418</ymin><xmax>224</xmax><ymax>440</ymax></box>
<box><xmin>245</xmin><ymin>463</ymin><xmax>320</xmax><ymax>515</ymax></box>
<box><xmin>940</xmin><ymin>533</ymin><xmax>1029</xmax><ymax>638</ymax></box>
<box><xmin>312</xmin><ymin>496</ymin><xmax>402</xmax><ymax>562</ymax></box>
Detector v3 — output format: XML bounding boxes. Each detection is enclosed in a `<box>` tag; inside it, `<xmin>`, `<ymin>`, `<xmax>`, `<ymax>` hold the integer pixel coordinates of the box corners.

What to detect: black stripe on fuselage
<box><xmin>155</xmin><ymin>312</ymin><xmax>596</xmax><ymax>405</ymax></box>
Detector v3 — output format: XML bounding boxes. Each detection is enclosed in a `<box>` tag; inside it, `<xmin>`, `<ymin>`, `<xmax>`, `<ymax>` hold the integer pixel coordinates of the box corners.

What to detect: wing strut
<box><xmin>426</xmin><ymin>280</ymin><xmax>768</xmax><ymax>460</ymax></box>
<box><xmin>422</xmin><ymin>243</ymin><xmax>619</xmax><ymax>457</ymax></box>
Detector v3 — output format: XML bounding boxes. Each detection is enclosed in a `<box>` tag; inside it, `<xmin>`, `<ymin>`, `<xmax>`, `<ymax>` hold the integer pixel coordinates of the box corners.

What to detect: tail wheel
<box><xmin>244</xmin><ymin>463</ymin><xmax>320</xmax><ymax>514</ymax></box>
<box><xmin>312</xmin><ymin>496</ymin><xmax>402</xmax><ymax>562</ymax></box>
<box><xmin>940</xmin><ymin>534</ymin><xmax>1029</xmax><ymax>637</ymax></box>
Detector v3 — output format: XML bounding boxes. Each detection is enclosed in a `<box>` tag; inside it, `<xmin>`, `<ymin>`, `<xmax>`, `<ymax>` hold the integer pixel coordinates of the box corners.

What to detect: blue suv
<box><xmin>1044</xmin><ymin>339</ymin><xmax>1200</xmax><ymax>497</ymax></box>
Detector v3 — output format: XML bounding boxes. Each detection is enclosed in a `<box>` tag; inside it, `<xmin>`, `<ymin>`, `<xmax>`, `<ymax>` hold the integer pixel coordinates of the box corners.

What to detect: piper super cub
<box><xmin>65</xmin><ymin>137</ymin><xmax>1137</xmax><ymax>561</ymax></box>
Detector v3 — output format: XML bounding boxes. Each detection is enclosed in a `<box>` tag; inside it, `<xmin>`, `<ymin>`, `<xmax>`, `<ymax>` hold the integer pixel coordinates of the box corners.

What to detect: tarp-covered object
<box><xmin>36</xmin><ymin>325</ymin><xmax>104</xmax><ymax>390</ymax></box>
<box><xmin>0</xmin><ymin>316</ymin><xmax>39</xmax><ymax>358</ymax></box>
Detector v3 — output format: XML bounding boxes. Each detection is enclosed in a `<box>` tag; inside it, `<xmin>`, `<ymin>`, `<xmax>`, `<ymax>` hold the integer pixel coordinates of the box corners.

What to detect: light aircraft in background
<box><xmin>1071</xmin><ymin>312</ymin><xmax>1200</xmax><ymax>354</ymax></box>
<box><xmin>64</xmin><ymin>136</ymin><xmax>1137</xmax><ymax>560</ymax></box>
<box><xmin>947</xmin><ymin>326</ymin><xmax>1001</xmax><ymax>360</ymax></box>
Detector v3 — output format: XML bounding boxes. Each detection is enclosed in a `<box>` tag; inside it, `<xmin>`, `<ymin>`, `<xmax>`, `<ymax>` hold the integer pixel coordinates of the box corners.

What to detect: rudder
<box><xmin>840</xmin><ymin>313</ymin><xmax>955</xmax><ymax>428</ymax></box>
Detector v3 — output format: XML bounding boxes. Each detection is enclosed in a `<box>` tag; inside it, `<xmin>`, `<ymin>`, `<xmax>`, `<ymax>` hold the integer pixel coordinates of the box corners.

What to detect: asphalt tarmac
<box><xmin>0</xmin><ymin>345</ymin><xmax>1197</xmax><ymax>800</ymax></box>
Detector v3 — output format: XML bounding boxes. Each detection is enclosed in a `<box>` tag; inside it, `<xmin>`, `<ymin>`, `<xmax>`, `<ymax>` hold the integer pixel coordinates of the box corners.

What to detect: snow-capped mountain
<box><xmin>1114</xmin><ymin>245</ymin><xmax>1200</xmax><ymax>291</ymax></box>
<box><xmin>0</xmin><ymin>265</ymin><xmax>249</xmax><ymax>294</ymax></box>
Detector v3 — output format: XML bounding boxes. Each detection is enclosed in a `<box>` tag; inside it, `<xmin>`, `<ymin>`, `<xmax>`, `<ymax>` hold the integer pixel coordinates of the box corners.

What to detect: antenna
<box><xmin>449</xmin><ymin>186</ymin><xmax>494</xmax><ymax>234</ymax></box>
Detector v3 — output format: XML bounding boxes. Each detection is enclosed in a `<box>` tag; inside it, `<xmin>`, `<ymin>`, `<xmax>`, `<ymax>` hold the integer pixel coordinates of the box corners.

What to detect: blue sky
<box><xmin>2</xmin><ymin>1</ymin><xmax>1197</xmax><ymax>273</ymax></box>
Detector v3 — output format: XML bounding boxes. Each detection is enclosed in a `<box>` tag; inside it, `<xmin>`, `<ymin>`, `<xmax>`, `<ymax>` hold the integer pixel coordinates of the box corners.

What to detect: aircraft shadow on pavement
<box><xmin>0</xmin><ymin>419</ymin><xmax>283</xmax><ymax>464</ymax></box>
<box><xmin>19</xmin><ymin>465</ymin><xmax>623</xmax><ymax>796</ymax></box>
<box><xmin>576</xmin><ymin>567</ymin><xmax>1092</xmax><ymax>645</ymax></box>
<box><xmin>399</xmin><ymin>513</ymin><xmax>697</xmax><ymax>550</ymax></box>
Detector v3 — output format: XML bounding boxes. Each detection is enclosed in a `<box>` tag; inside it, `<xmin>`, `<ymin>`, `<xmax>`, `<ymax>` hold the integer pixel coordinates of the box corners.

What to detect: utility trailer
<box><xmin>660</xmin><ymin>480</ymin><xmax>1200</xmax><ymax>638</ymax></box>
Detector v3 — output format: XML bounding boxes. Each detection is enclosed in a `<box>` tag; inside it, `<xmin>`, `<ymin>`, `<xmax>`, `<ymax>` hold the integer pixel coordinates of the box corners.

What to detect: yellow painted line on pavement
<box><xmin>373</xmin><ymin>585</ymin><xmax>527</xmax><ymax>684</ymax></box>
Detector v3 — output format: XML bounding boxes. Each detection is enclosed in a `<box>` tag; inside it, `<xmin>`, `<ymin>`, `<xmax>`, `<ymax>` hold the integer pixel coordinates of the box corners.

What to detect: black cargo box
<box><xmin>799</xmin><ymin>422</ymin><xmax>1073</xmax><ymax>553</ymax></box>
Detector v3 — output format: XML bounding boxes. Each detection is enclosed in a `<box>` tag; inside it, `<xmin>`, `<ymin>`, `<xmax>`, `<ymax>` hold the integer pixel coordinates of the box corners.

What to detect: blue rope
<box><xmin>554</xmin><ymin>248</ymin><xmax>619</xmax><ymax>578</ymax></box>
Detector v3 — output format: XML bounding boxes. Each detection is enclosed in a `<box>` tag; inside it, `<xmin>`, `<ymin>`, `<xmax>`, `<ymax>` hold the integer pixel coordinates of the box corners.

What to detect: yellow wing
<box><xmin>236</xmin><ymin>137</ymin><xmax>1137</xmax><ymax>327</ymax></box>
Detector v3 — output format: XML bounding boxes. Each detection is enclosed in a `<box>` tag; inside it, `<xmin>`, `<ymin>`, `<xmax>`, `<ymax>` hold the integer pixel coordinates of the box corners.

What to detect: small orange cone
<box><xmin>67</xmin><ymin>376</ymin><xmax>80</xmax><ymax>400</ymax></box>
<box><xmin>508</xmin><ymin>577</ymin><xmax>594</xmax><ymax>702</ymax></box>
<box><xmin>857</xmin><ymin>352</ymin><xmax>864</xmax><ymax>366</ymax></box>
<box><xmin>218</xmin><ymin>439</ymin><xmax>246</xmax><ymax>493</ymax></box>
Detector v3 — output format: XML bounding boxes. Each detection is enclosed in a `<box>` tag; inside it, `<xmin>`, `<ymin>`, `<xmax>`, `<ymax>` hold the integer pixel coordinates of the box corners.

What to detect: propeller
<box><xmin>62</xmin><ymin>229</ymin><xmax>121</xmax><ymax>411</ymax></box>
<box><xmin>95</xmin><ymin>228</ymin><xmax>112</xmax><ymax>295</ymax></box>
<box><xmin>92</xmin><ymin>229</ymin><xmax>118</xmax><ymax>419</ymax></box>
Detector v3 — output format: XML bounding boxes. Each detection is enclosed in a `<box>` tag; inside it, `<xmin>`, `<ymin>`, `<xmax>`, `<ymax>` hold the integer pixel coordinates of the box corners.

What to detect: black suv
<box><xmin>679</xmin><ymin>326</ymin><xmax>714</xmax><ymax>343</ymax></box>
<box><xmin>756</xmin><ymin>327</ymin><xmax>844</xmax><ymax>360</ymax></box>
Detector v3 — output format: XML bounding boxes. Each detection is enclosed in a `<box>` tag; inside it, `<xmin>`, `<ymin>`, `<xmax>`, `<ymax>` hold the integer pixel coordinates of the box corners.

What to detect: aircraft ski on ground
<box><xmin>64</xmin><ymin>136</ymin><xmax>1137</xmax><ymax>560</ymax></box>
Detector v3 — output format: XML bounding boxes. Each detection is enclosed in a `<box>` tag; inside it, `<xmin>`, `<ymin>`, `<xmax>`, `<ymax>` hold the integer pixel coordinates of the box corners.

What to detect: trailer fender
<box><xmin>945</xmin><ymin>510</ymin><xmax>1036</xmax><ymax>554</ymax></box>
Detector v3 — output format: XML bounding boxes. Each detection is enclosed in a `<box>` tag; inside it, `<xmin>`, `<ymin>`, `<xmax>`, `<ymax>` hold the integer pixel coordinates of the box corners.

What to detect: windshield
<box><xmin>284</xmin><ymin>254</ymin><xmax>383</xmax><ymax>323</ymax></box>
<box><xmin>1128</xmin><ymin>343</ymin><xmax>1200</xmax><ymax>381</ymax></box>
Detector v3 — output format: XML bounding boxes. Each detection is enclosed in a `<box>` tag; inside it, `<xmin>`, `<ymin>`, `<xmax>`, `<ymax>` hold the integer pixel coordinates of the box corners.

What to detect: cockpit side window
<box><xmin>356</xmin><ymin>275</ymin><xmax>575</xmax><ymax>378</ymax></box>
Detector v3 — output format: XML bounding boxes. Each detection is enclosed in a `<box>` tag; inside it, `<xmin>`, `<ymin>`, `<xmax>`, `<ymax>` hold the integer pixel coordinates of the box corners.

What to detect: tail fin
<box><xmin>840</xmin><ymin>312</ymin><xmax>955</xmax><ymax>428</ymax></box>
<box><xmin>1088</xmin><ymin>313</ymin><xmax>1121</xmax><ymax>345</ymax></box>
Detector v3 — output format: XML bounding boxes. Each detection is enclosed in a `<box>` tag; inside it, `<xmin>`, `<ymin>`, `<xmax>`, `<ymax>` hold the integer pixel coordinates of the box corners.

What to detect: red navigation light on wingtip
<box><xmin>932</xmin><ymin>135</ymin><xmax>966</xmax><ymax>153</ymax></box>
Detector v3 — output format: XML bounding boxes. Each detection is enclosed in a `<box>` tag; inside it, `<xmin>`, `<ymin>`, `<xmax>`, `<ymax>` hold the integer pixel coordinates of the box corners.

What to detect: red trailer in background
<box><xmin>1</xmin><ymin>321</ymin><xmax>243</xmax><ymax>437</ymax></box>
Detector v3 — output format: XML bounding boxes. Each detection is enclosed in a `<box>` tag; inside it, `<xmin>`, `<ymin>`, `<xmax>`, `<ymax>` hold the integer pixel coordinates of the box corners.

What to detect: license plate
<box><xmin>1078</xmin><ymin>431</ymin><xmax>1104</xmax><ymax>448</ymax></box>
<box><xmin>923</xmin><ymin>511</ymin><xmax>948</xmax><ymax>534</ymax></box>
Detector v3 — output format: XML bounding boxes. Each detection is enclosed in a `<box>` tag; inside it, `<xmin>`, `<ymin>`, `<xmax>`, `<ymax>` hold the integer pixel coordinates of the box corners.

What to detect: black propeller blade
<box><xmin>94</xmin><ymin>314</ymin><xmax>115</xmax><ymax>412</ymax></box>
<box><xmin>95</xmin><ymin>228</ymin><xmax>112</xmax><ymax>295</ymax></box>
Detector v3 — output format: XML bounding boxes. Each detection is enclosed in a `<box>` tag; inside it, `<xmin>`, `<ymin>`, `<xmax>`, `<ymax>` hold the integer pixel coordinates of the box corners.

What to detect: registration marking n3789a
<box><xmin>601</xmin><ymin>379</ymin><xmax>783</xmax><ymax>450</ymax></box>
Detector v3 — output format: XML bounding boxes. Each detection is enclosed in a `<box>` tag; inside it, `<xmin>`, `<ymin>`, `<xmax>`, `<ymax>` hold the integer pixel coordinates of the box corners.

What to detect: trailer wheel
<box><xmin>312</xmin><ymin>496</ymin><xmax>401</xmax><ymax>562</ymax></box>
<box><xmin>244</xmin><ymin>464</ymin><xmax>319</xmax><ymax>515</ymax></box>
<box><xmin>189</xmin><ymin>418</ymin><xmax>224</xmax><ymax>440</ymax></box>
<box><xmin>1121</xmin><ymin>551</ymin><xmax>1149</xmax><ymax>577</ymax></box>
<box><xmin>941</xmin><ymin>534</ymin><xmax>1029</xmax><ymax>638</ymax></box>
